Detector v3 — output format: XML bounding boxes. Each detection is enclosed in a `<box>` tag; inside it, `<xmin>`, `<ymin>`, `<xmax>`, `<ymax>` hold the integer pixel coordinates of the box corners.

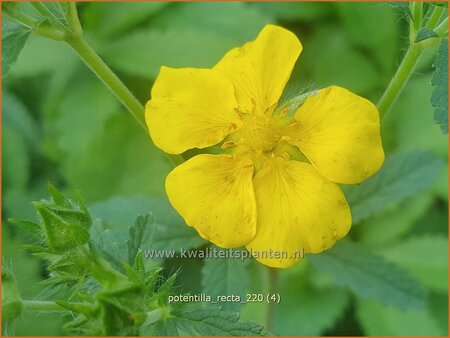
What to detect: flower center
<box><xmin>229</xmin><ymin>113</ymin><xmax>281</xmax><ymax>154</ymax></box>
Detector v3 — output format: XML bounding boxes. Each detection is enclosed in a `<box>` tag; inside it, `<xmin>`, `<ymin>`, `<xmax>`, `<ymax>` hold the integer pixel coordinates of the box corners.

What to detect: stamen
<box><xmin>221</xmin><ymin>141</ymin><xmax>236</xmax><ymax>149</ymax></box>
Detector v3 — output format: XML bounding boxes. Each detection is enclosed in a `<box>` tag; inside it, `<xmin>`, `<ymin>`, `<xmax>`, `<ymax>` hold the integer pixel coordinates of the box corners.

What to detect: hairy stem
<box><xmin>23</xmin><ymin>300</ymin><xmax>73</xmax><ymax>312</ymax></box>
<box><xmin>23</xmin><ymin>300</ymin><xmax>165</xmax><ymax>326</ymax></box>
<box><xmin>377</xmin><ymin>43</ymin><xmax>423</xmax><ymax>119</ymax></box>
<box><xmin>265</xmin><ymin>268</ymin><xmax>278</xmax><ymax>332</ymax></box>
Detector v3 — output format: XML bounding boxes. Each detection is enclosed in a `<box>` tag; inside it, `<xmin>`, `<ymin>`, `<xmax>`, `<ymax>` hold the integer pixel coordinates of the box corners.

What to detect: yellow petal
<box><xmin>214</xmin><ymin>25</ymin><xmax>302</xmax><ymax>115</ymax></box>
<box><xmin>146</xmin><ymin>67</ymin><xmax>241</xmax><ymax>154</ymax></box>
<box><xmin>284</xmin><ymin>86</ymin><xmax>384</xmax><ymax>184</ymax></box>
<box><xmin>166</xmin><ymin>154</ymin><xmax>256</xmax><ymax>248</ymax></box>
<box><xmin>246</xmin><ymin>157</ymin><xmax>351</xmax><ymax>268</ymax></box>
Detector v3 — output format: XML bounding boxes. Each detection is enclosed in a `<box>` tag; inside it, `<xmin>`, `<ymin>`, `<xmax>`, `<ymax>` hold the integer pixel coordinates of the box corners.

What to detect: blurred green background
<box><xmin>2</xmin><ymin>2</ymin><xmax>448</xmax><ymax>336</ymax></box>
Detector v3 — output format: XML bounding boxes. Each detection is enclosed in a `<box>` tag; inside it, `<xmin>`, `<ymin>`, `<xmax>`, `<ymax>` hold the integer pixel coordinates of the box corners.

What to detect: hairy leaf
<box><xmin>309</xmin><ymin>240</ymin><xmax>426</xmax><ymax>309</ymax></box>
<box><xmin>344</xmin><ymin>150</ymin><xmax>443</xmax><ymax>223</ymax></box>
<box><xmin>431</xmin><ymin>39</ymin><xmax>448</xmax><ymax>133</ymax></box>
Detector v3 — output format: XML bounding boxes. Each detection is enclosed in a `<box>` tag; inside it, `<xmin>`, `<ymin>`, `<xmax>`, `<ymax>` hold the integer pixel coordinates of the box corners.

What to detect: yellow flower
<box><xmin>145</xmin><ymin>25</ymin><xmax>384</xmax><ymax>268</ymax></box>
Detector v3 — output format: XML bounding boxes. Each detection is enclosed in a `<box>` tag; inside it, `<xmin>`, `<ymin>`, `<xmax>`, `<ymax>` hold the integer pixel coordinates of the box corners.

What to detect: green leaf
<box><xmin>2</xmin><ymin>90</ymin><xmax>40</xmax><ymax>149</ymax></box>
<box><xmin>2</xmin><ymin>17</ymin><xmax>31</xmax><ymax>76</ymax></box>
<box><xmin>34</xmin><ymin>2</ymin><xmax>70</xmax><ymax>30</ymax></box>
<box><xmin>34</xmin><ymin>202</ymin><xmax>90</xmax><ymax>252</ymax></box>
<box><xmin>431</xmin><ymin>39</ymin><xmax>448</xmax><ymax>133</ymax></box>
<box><xmin>150</xmin><ymin>3</ymin><xmax>271</xmax><ymax>43</ymax></box>
<box><xmin>274</xmin><ymin>280</ymin><xmax>349</xmax><ymax>335</ymax></box>
<box><xmin>9</xmin><ymin>34</ymin><xmax>76</xmax><ymax>77</ymax></box>
<box><xmin>1</xmin><ymin>265</ymin><xmax>23</xmax><ymax>322</ymax></box>
<box><xmin>335</xmin><ymin>3</ymin><xmax>399</xmax><ymax>75</ymax></box>
<box><xmin>152</xmin><ymin>303</ymin><xmax>266</xmax><ymax>336</ymax></box>
<box><xmin>309</xmin><ymin>240</ymin><xmax>426</xmax><ymax>309</ymax></box>
<box><xmin>356</xmin><ymin>299</ymin><xmax>444</xmax><ymax>335</ymax></box>
<box><xmin>2</xmin><ymin>127</ymin><xmax>30</xmax><ymax>191</ymax></box>
<box><xmin>382</xmin><ymin>75</ymin><xmax>448</xmax><ymax>156</ymax></box>
<box><xmin>358</xmin><ymin>194</ymin><xmax>433</xmax><ymax>246</ymax></box>
<box><xmin>202</xmin><ymin>248</ymin><xmax>249</xmax><ymax>312</ymax></box>
<box><xmin>381</xmin><ymin>235</ymin><xmax>448</xmax><ymax>293</ymax></box>
<box><xmin>415</xmin><ymin>27</ymin><xmax>439</xmax><ymax>42</ymax></box>
<box><xmin>8</xmin><ymin>218</ymin><xmax>43</xmax><ymax>240</ymax></box>
<box><xmin>90</xmin><ymin>197</ymin><xmax>205</xmax><ymax>251</ymax></box>
<box><xmin>127</xmin><ymin>214</ymin><xmax>156</xmax><ymax>265</ymax></box>
<box><xmin>344</xmin><ymin>150</ymin><xmax>443</xmax><ymax>223</ymax></box>
<box><xmin>104</xmin><ymin>28</ymin><xmax>237</xmax><ymax>79</ymax></box>
<box><xmin>304</xmin><ymin>26</ymin><xmax>380</xmax><ymax>94</ymax></box>
<box><xmin>84</xmin><ymin>2</ymin><xmax>169</xmax><ymax>38</ymax></box>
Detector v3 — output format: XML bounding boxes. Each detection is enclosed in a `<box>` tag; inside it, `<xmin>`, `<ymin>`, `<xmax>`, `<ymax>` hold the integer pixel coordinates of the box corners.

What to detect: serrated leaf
<box><xmin>127</xmin><ymin>214</ymin><xmax>156</xmax><ymax>265</ymax></box>
<box><xmin>2</xmin><ymin>17</ymin><xmax>31</xmax><ymax>76</ymax></box>
<box><xmin>202</xmin><ymin>248</ymin><xmax>249</xmax><ymax>312</ymax></box>
<box><xmin>309</xmin><ymin>240</ymin><xmax>426</xmax><ymax>309</ymax></box>
<box><xmin>153</xmin><ymin>303</ymin><xmax>266</xmax><ymax>336</ymax></box>
<box><xmin>415</xmin><ymin>27</ymin><xmax>439</xmax><ymax>42</ymax></box>
<box><xmin>381</xmin><ymin>235</ymin><xmax>448</xmax><ymax>292</ymax></box>
<box><xmin>431</xmin><ymin>39</ymin><xmax>448</xmax><ymax>133</ymax></box>
<box><xmin>344</xmin><ymin>151</ymin><xmax>443</xmax><ymax>223</ymax></box>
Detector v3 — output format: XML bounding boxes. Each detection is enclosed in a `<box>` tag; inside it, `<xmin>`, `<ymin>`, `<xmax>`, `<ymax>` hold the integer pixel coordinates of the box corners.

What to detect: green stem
<box><xmin>435</xmin><ymin>17</ymin><xmax>449</xmax><ymax>37</ymax></box>
<box><xmin>265</xmin><ymin>268</ymin><xmax>278</xmax><ymax>332</ymax></box>
<box><xmin>409</xmin><ymin>2</ymin><xmax>423</xmax><ymax>42</ymax></box>
<box><xmin>23</xmin><ymin>300</ymin><xmax>72</xmax><ymax>312</ymax></box>
<box><xmin>425</xmin><ymin>6</ymin><xmax>445</xmax><ymax>29</ymax></box>
<box><xmin>24</xmin><ymin>300</ymin><xmax>165</xmax><ymax>326</ymax></box>
<box><xmin>377</xmin><ymin>44</ymin><xmax>424</xmax><ymax>119</ymax></box>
